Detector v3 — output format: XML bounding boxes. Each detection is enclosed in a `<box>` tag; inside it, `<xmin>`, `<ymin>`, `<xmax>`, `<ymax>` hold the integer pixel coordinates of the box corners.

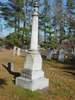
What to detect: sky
<box><xmin>0</xmin><ymin>0</ymin><xmax>67</xmax><ymax>37</ymax></box>
<box><xmin>0</xmin><ymin>0</ymin><xmax>15</xmax><ymax>37</ymax></box>
<box><xmin>0</xmin><ymin>0</ymin><xmax>8</xmax><ymax>2</ymax></box>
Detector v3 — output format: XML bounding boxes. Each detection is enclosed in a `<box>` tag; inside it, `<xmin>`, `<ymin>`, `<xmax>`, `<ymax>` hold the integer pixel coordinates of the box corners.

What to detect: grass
<box><xmin>0</xmin><ymin>49</ymin><xmax>75</xmax><ymax>100</ymax></box>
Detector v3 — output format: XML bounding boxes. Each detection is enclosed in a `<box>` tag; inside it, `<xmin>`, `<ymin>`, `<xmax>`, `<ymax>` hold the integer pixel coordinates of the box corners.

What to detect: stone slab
<box><xmin>21</xmin><ymin>69</ymin><xmax>44</xmax><ymax>80</ymax></box>
<box><xmin>16</xmin><ymin>77</ymin><xmax>49</xmax><ymax>91</ymax></box>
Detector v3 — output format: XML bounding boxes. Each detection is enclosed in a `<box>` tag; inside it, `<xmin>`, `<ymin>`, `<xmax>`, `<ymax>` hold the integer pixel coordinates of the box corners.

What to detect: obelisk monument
<box><xmin>16</xmin><ymin>2</ymin><xmax>49</xmax><ymax>91</ymax></box>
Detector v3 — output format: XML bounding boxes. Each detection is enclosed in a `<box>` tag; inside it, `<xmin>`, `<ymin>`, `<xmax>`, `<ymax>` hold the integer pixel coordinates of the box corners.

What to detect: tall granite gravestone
<box><xmin>16</xmin><ymin>2</ymin><xmax>49</xmax><ymax>91</ymax></box>
<box><xmin>58</xmin><ymin>48</ymin><xmax>64</xmax><ymax>62</ymax></box>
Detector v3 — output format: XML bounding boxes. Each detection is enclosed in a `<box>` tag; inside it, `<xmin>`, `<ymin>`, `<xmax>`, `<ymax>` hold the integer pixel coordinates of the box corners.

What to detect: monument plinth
<box><xmin>16</xmin><ymin>2</ymin><xmax>49</xmax><ymax>91</ymax></box>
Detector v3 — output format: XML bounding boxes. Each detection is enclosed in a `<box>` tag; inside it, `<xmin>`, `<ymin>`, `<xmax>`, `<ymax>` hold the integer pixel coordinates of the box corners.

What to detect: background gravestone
<box><xmin>46</xmin><ymin>48</ymin><xmax>53</xmax><ymax>60</ymax></box>
<box><xmin>58</xmin><ymin>48</ymin><xmax>64</xmax><ymax>62</ymax></box>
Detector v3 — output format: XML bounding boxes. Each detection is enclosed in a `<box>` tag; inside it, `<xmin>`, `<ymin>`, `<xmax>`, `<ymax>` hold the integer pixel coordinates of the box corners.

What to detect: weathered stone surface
<box><xmin>46</xmin><ymin>48</ymin><xmax>53</xmax><ymax>60</ymax></box>
<box><xmin>16</xmin><ymin>2</ymin><xmax>49</xmax><ymax>91</ymax></box>
<box><xmin>16</xmin><ymin>77</ymin><xmax>49</xmax><ymax>91</ymax></box>
<box><xmin>58</xmin><ymin>48</ymin><xmax>64</xmax><ymax>62</ymax></box>
<box><xmin>16</xmin><ymin>51</ymin><xmax>49</xmax><ymax>91</ymax></box>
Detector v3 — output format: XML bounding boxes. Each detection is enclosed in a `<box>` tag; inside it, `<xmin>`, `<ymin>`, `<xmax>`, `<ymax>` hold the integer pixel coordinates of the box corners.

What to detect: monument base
<box><xmin>16</xmin><ymin>77</ymin><xmax>49</xmax><ymax>91</ymax></box>
<box><xmin>16</xmin><ymin>50</ymin><xmax>49</xmax><ymax>91</ymax></box>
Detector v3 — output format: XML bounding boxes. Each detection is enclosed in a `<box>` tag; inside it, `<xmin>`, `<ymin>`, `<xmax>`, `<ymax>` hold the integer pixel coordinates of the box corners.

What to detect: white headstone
<box><xmin>17</xmin><ymin>48</ymin><xmax>21</xmax><ymax>56</ymax></box>
<box><xmin>13</xmin><ymin>46</ymin><xmax>17</xmax><ymax>55</ymax></box>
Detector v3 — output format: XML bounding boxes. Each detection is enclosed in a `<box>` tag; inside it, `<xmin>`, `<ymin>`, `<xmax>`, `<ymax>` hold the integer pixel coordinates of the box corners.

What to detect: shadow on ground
<box><xmin>61</xmin><ymin>64</ymin><xmax>75</xmax><ymax>70</ymax></box>
<box><xmin>45</xmin><ymin>56</ymin><xmax>75</xmax><ymax>79</ymax></box>
<box><xmin>54</xmin><ymin>55</ymin><xmax>75</xmax><ymax>70</ymax></box>
<box><xmin>64</xmin><ymin>71</ymin><xmax>75</xmax><ymax>76</ymax></box>
<box><xmin>0</xmin><ymin>78</ymin><xmax>7</xmax><ymax>88</ymax></box>
<box><xmin>57</xmin><ymin>61</ymin><xmax>75</xmax><ymax>78</ymax></box>
<box><xmin>2</xmin><ymin>64</ymin><xmax>20</xmax><ymax>83</ymax></box>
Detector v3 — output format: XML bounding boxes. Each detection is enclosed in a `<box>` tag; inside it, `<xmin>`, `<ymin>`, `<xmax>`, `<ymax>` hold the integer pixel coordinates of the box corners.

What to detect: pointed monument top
<box><xmin>34</xmin><ymin>1</ymin><xmax>39</xmax><ymax>8</ymax></box>
<box><xmin>33</xmin><ymin>1</ymin><xmax>39</xmax><ymax>16</ymax></box>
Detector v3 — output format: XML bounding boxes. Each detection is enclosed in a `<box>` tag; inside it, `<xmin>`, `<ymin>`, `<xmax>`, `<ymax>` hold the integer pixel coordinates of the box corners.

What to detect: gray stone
<box><xmin>58</xmin><ymin>48</ymin><xmax>64</xmax><ymax>62</ymax></box>
<box><xmin>46</xmin><ymin>48</ymin><xmax>53</xmax><ymax>60</ymax></box>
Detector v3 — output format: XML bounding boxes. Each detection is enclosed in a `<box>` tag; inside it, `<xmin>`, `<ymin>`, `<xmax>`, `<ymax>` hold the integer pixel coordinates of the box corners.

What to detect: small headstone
<box><xmin>46</xmin><ymin>48</ymin><xmax>53</xmax><ymax>60</ymax></box>
<box><xmin>53</xmin><ymin>49</ymin><xmax>58</xmax><ymax>54</ymax></box>
<box><xmin>8</xmin><ymin>62</ymin><xmax>14</xmax><ymax>72</ymax></box>
<box><xmin>13</xmin><ymin>46</ymin><xmax>17</xmax><ymax>55</ymax></box>
<box><xmin>17</xmin><ymin>48</ymin><xmax>21</xmax><ymax>56</ymax></box>
<box><xmin>58</xmin><ymin>48</ymin><xmax>64</xmax><ymax>62</ymax></box>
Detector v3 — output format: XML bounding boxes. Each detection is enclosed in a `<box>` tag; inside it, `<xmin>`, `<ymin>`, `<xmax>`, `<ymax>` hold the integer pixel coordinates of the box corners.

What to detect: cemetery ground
<box><xmin>0</xmin><ymin>49</ymin><xmax>75</xmax><ymax>100</ymax></box>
